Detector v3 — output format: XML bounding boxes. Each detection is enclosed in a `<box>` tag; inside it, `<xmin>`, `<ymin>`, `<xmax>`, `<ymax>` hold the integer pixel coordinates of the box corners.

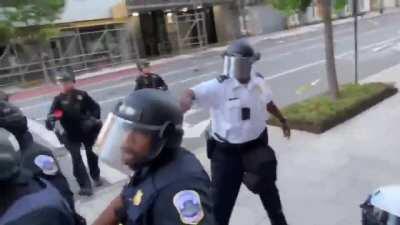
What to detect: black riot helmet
<box><xmin>55</xmin><ymin>68</ymin><xmax>76</xmax><ymax>84</ymax></box>
<box><xmin>0</xmin><ymin>128</ymin><xmax>21</xmax><ymax>182</ymax></box>
<box><xmin>0</xmin><ymin>101</ymin><xmax>29</xmax><ymax>146</ymax></box>
<box><xmin>226</xmin><ymin>40</ymin><xmax>258</xmax><ymax>58</ymax></box>
<box><xmin>223</xmin><ymin>40</ymin><xmax>261</xmax><ymax>84</ymax></box>
<box><xmin>95</xmin><ymin>89</ymin><xmax>183</xmax><ymax>170</ymax></box>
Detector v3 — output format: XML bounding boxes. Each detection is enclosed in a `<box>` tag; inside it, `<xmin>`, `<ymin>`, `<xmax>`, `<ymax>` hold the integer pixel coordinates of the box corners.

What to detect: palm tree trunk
<box><xmin>320</xmin><ymin>0</ymin><xmax>339</xmax><ymax>99</ymax></box>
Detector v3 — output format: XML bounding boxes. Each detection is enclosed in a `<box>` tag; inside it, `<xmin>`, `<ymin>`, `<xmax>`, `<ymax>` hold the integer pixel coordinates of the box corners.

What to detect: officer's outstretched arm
<box><xmin>180</xmin><ymin>89</ymin><xmax>195</xmax><ymax>113</ymax></box>
<box><xmin>152</xmin><ymin>179</ymin><xmax>216</xmax><ymax>225</ymax></box>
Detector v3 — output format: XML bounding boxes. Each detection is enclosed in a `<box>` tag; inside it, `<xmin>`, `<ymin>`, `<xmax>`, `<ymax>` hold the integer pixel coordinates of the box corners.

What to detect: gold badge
<box><xmin>132</xmin><ymin>190</ymin><xmax>144</xmax><ymax>206</ymax></box>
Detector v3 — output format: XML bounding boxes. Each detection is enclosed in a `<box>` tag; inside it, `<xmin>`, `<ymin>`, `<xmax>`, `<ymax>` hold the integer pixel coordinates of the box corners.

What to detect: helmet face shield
<box><xmin>223</xmin><ymin>52</ymin><xmax>260</xmax><ymax>83</ymax></box>
<box><xmin>94</xmin><ymin>113</ymin><xmax>169</xmax><ymax>173</ymax></box>
<box><xmin>227</xmin><ymin>55</ymin><xmax>252</xmax><ymax>82</ymax></box>
<box><xmin>94</xmin><ymin>113</ymin><xmax>132</xmax><ymax>174</ymax></box>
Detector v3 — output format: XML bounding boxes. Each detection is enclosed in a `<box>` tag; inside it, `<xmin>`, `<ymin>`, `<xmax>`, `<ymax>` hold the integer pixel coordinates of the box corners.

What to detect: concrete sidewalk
<box><xmin>77</xmin><ymin>64</ymin><xmax>400</xmax><ymax>225</ymax></box>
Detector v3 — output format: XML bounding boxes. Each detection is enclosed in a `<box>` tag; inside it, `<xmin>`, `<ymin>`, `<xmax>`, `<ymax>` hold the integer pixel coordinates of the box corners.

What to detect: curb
<box><xmin>267</xmin><ymin>83</ymin><xmax>399</xmax><ymax>133</ymax></box>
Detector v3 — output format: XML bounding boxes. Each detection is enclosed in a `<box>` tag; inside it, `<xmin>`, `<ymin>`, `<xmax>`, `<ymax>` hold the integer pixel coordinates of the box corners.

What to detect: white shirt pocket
<box><xmin>226</xmin><ymin>99</ymin><xmax>241</xmax><ymax>125</ymax></box>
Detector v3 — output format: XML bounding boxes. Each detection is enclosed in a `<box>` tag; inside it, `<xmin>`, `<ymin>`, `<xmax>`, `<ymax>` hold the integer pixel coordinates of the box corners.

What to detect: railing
<box><xmin>0</xmin><ymin>27</ymin><xmax>139</xmax><ymax>87</ymax></box>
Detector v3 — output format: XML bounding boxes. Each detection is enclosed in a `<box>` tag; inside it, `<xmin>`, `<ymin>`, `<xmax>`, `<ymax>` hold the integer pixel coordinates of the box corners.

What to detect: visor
<box><xmin>223</xmin><ymin>53</ymin><xmax>259</xmax><ymax>82</ymax></box>
<box><xmin>94</xmin><ymin>113</ymin><xmax>168</xmax><ymax>174</ymax></box>
<box><xmin>363</xmin><ymin>204</ymin><xmax>400</xmax><ymax>225</ymax></box>
<box><xmin>226</xmin><ymin>56</ymin><xmax>252</xmax><ymax>82</ymax></box>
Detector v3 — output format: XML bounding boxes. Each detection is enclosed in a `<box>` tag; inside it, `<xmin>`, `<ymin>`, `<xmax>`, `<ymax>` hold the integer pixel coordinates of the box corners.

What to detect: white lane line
<box><xmin>20</xmin><ymin>34</ymin><xmax>400</xmax><ymax>114</ymax></box>
<box><xmin>265</xmin><ymin>36</ymin><xmax>400</xmax><ymax>81</ymax></box>
<box><xmin>17</xmin><ymin>22</ymin><xmax>398</xmax><ymax>107</ymax></box>
<box><xmin>31</xmin><ymin>72</ymin><xmax>217</xmax><ymax>120</ymax></box>
<box><xmin>259</xmin><ymin>52</ymin><xmax>293</xmax><ymax>63</ymax></box>
<box><xmin>265</xmin><ymin>59</ymin><xmax>325</xmax><ymax>81</ymax></box>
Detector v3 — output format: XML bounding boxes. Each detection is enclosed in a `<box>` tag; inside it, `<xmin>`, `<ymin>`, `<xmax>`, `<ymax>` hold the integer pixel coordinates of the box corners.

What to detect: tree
<box><xmin>0</xmin><ymin>0</ymin><xmax>65</xmax><ymax>44</ymax></box>
<box><xmin>267</xmin><ymin>0</ymin><xmax>347</xmax><ymax>99</ymax></box>
<box><xmin>0</xmin><ymin>0</ymin><xmax>65</xmax><ymax>82</ymax></box>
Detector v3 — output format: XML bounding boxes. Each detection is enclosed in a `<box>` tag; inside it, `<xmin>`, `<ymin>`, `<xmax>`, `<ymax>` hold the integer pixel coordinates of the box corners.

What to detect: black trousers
<box><xmin>64</xmin><ymin>138</ymin><xmax>100</xmax><ymax>188</ymax></box>
<box><xmin>209</xmin><ymin>131</ymin><xmax>288</xmax><ymax>225</ymax></box>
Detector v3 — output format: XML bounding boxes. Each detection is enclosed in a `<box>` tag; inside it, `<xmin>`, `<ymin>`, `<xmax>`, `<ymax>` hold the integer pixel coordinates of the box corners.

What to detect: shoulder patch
<box><xmin>173</xmin><ymin>190</ymin><xmax>204</xmax><ymax>225</ymax></box>
<box><xmin>217</xmin><ymin>75</ymin><xmax>230</xmax><ymax>83</ymax></box>
<box><xmin>34</xmin><ymin>155</ymin><xmax>58</xmax><ymax>176</ymax></box>
<box><xmin>255</xmin><ymin>72</ymin><xmax>264</xmax><ymax>79</ymax></box>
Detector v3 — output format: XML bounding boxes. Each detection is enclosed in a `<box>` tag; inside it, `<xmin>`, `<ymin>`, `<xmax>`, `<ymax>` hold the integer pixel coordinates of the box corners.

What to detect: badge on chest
<box><xmin>132</xmin><ymin>189</ymin><xmax>144</xmax><ymax>206</ymax></box>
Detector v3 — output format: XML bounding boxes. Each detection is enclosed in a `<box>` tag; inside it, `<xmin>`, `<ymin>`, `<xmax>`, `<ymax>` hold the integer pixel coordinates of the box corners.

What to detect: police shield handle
<box><xmin>94</xmin><ymin>113</ymin><xmax>132</xmax><ymax>175</ymax></box>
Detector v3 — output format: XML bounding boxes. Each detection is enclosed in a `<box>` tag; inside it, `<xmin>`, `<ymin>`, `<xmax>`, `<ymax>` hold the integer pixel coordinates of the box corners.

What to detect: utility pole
<box><xmin>353</xmin><ymin>0</ymin><xmax>359</xmax><ymax>84</ymax></box>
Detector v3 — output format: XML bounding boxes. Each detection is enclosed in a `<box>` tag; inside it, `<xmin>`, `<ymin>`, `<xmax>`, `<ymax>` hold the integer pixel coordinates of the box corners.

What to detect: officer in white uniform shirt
<box><xmin>180</xmin><ymin>40</ymin><xmax>290</xmax><ymax>225</ymax></box>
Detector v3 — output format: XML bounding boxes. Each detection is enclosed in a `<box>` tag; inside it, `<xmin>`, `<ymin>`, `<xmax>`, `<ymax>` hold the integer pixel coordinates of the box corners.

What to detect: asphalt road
<box><xmin>11</xmin><ymin>11</ymin><xmax>400</xmax><ymax>194</ymax></box>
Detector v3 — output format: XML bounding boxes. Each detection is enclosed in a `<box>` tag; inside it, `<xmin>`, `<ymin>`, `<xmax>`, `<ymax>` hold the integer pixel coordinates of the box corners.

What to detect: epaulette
<box><xmin>217</xmin><ymin>75</ymin><xmax>230</xmax><ymax>83</ymax></box>
<box><xmin>255</xmin><ymin>72</ymin><xmax>264</xmax><ymax>79</ymax></box>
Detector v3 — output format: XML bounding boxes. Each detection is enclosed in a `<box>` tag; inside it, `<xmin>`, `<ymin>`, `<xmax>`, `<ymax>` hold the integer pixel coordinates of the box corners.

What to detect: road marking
<box><xmin>19</xmin><ymin>31</ymin><xmax>400</xmax><ymax>114</ymax></box>
<box><xmin>265</xmin><ymin>36</ymin><xmax>400</xmax><ymax>80</ymax></box>
<box><xmin>259</xmin><ymin>52</ymin><xmax>293</xmax><ymax>63</ymax></box>
<box><xmin>265</xmin><ymin>59</ymin><xmax>325</xmax><ymax>80</ymax></box>
<box><xmin>372</xmin><ymin>43</ymin><xmax>393</xmax><ymax>52</ymax></box>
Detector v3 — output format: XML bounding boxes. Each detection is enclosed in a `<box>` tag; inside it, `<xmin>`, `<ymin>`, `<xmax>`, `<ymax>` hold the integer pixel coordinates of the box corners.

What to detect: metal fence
<box><xmin>0</xmin><ymin>27</ymin><xmax>139</xmax><ymax>86</ymax></box>
<box><xmin>175</xmin><ymin>11</ymin><xmax>208</xmax><ymax>49</ymax></box>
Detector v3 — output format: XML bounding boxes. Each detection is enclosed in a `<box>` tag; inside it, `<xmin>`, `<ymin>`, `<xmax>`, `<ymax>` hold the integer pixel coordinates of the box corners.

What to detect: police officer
<box><xmin>0</xmin><ymin>128</ymin><xmax>75</xmax><ymax>225</ymax></box>
<box><xmin>0</xmin><ymin>99</ymin><xmax>84</xmax><ymax>223</ymax></box>
<box><xmin>361</xmin><ymin>185</ymin><xmax>400</xmax><ymax>225</ymax></box>
<box><xmin>180</xmin><ymin>40</ymin><xmax>291</xmax><ymax>225</ymax></box>
<box><xmin>134</xmin><ymin>61</ymin><xmax>168</xmax><ymax>91</ymax></box>
<box><xmin>46</xmin><ymin>69</ymin><xmax>102</xmax><ymax>196</ymax></box>
<box><xmin>93</xmin><ymin>89</ymin><xmax>215</xmax><ymax>225</ymax></box>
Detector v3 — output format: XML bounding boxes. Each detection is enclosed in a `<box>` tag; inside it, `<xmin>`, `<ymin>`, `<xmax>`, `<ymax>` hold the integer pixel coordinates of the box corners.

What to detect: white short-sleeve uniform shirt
<box><xmin>191</xmin><ymin>73</ymin><xmax>273</xmax><ymax>144</ymax></box>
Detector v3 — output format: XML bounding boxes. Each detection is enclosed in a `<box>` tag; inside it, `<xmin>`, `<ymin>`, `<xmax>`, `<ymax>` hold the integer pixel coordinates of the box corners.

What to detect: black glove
<box><xmin>45</xmin><ymin>117</ymin><xmax>55</xmax><ymax>131</ymax></box>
